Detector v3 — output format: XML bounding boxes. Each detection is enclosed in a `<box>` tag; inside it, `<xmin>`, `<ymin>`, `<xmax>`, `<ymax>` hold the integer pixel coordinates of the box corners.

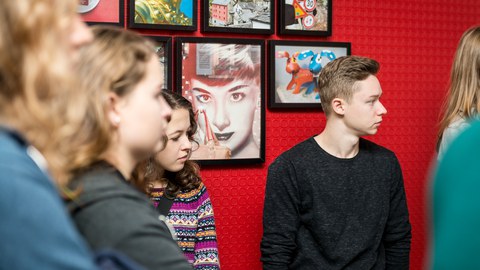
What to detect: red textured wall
<box><xmin>113</xmin><ymin>1</ymin><xmax>479</xmax><ymax>269</ymax></box>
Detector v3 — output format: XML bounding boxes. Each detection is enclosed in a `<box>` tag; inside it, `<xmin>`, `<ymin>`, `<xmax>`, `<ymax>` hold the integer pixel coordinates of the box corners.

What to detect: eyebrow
<box><xmin>228</xmin><ymin>85</ymin><xmax>250</xmax><ymax>92</ymax></box>
<box><xmin>369</xmin><ymin>93</ymin><xmax>382</xmax><ymax>98</ymax></box>
<box><xmin>192</xmin><ymin>84</ymin><xmax>250</xmax><ymax>94</ymax></box>
<box><xmin>167</xmin><ymin>130</ymin><xmax>184</xmax><ymax>137</ymax></box>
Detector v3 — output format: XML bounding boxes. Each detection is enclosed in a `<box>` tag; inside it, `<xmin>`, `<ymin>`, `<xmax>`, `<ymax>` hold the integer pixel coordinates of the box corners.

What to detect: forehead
<box><xmin>191</xmin><ymin>78</ymin><xmax>251</xmax><ymax>93</ymax></box>
<box><xmin>143</xmin><ymin>56</ymin><xmax>164</xmax><ymax>84</ymax></box>
<box><xmin>166</xmin><ymin>108</ymin><xmax>190</xmax><ymax>132</ymax></box>
<box><xmin>353</xmin><ymin>75</ymin><xmax>382</xmax><ymax>97</ymax></box>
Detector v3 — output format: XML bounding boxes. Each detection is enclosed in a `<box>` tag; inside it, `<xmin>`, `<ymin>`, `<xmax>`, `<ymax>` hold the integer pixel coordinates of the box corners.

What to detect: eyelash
<box><xmin>195</xmin><ymin>94</ymin><xmax>211</xmax><ymax>104</ymax></box>
<box><xmin>231</xmin><ymin>92</ymin><xmax>246</xmax><ymax>102</ymax></box>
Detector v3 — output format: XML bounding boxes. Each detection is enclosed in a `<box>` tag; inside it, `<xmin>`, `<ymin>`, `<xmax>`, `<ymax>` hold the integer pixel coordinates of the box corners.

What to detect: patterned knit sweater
<box><xmin>151</xmin><ymin>182</ymin><xmax>220</xmax><ymax>270</ymax></box>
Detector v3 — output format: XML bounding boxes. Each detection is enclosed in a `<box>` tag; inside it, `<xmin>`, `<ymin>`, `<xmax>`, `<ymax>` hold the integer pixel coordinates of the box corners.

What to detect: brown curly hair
<box><xmin>132</xmin><ymin>91</ymin><xmax>201</xmax><ymax>197</ymax></box>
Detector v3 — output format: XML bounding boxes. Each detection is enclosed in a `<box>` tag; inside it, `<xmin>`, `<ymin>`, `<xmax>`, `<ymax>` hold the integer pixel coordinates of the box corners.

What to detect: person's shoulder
<box><xmin>68</xmin><ymin>163</ymin><xmax>147</xmax><ymax>210</ymax></box>
<box><xmin>0</xmin><ymin>131</ymin><xmax>53</xmax><ymax>190</ymax></box>
<box><xmin>444</xmin><ymin>119</ymin><xmax>480</xmax><ymax>158</ymax></box>
<box><xmin>444</xmin><ymin>116</ymin><xmax>471</xmax><ymax>136</ymax></box>
<box><xmin>177</xmin><ymin>181</ymin><xmax>210</xmax><ymax>203</ymax></box>
<box><xmin>71</xmin><ymin>163</ymin><xmax>126</xmax><ymax>190</ymax></box>
<box><xmin>0</xmin><ymin>130</ymin><xmax>31</xmax><ymax>164</ymax></box>
<box><xmin>360</xmin><ymin>138</ymin><xmax>397</xmax><ymax>160</ymax></box>
<box><xmin>274</xmin><ymin>137</ymin><xmax>317</xmax><ymax>162</ymax></box>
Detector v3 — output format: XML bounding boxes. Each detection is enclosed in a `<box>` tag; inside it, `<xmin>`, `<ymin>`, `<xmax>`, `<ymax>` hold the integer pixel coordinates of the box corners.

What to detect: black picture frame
<box><xmin>268</xmin><ymin>40</ymin><xmax>351</xmax><ymax>109</ymax></box>
<box><xmin>278</xmin><ymin>0</ymin><xmax>332</xmax><ymax>36</ymax></box>
<box><xmin>144</xmin><ymin>36</ymin><xmax>173</xmax><ymax>91</ymax></box>
<box><xmin>78</xmin><ymin>0</ymin><xmax>125</xmax><ymax>27</ymax></box>
<box><xmin>175</xmin><ymin>37</ymin><xmax>265</xmax><ymax>165</ymax></box>
<box><xmin>129</xmin><ymin>0</ymin><xmax>197</xmax><ymax>31</ymax></box>
<box><xmin>202</xmin><ymin>0</ymin><xmax>274</xmax><ymax>35</ymax></box>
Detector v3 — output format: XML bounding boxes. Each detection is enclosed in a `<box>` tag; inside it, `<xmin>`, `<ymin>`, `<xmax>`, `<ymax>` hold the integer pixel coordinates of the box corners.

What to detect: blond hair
<box><xmin>70</xmin><ymin>26</ymin><xmax>158</xmax><ymax>174</ymax></box>
<box><xmin>317</xmin><ymin>56</ymin><xmax>380</xmax><ymax>116</ymax></box>
<box><xmin>0</xmin><ymin>0</ymin><xmax>90</xmax><ymax>185</ymax></box>
<box><xmin>437</xmin><ymin>26</ymin><xmax>480</xmax><ymax>148</ymax></box>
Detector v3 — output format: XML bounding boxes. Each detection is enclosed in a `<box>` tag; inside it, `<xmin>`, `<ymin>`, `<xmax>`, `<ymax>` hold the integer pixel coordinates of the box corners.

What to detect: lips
<box><xmin>214</xmin><ymin>132</ymin><xmax>234</xmax><ymax>141</ymax></box>
<box><xmin>177</xmin><ymin>155</ymin><xmax>188</xmax><ymax>162</ymax></box>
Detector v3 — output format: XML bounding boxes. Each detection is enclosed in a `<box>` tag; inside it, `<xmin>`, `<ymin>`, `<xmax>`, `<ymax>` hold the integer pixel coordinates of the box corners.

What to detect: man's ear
<box><xmin>106</xmin><ymin>92</ymin><xmax>122</xmax><ymax>127</ymax></box>
<box><xmin>331</xmin><ymin>97</ymin><xmax>346</xmax><ymax>116</ymax></box>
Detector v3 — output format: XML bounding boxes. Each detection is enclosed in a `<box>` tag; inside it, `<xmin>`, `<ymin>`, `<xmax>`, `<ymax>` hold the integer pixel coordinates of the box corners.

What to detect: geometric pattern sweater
<box><xmin>151</xmin><ymin>182</ymin><xmax>220</xmax><ymax>270</ymax></box>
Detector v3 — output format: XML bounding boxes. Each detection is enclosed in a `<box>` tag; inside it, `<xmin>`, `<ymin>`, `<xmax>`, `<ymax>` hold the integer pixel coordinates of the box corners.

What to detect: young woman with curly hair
<box><xmin>133</xmin><ymin>91</ymin><xmax>220</xmax><ymax>270</ymax></box>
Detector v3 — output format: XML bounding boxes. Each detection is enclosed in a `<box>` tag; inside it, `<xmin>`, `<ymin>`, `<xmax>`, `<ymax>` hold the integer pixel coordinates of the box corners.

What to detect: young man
<box><xmin>261</xmin><ymin>56</ymin><xmax>411</xmax><ymax>269</ymax></box>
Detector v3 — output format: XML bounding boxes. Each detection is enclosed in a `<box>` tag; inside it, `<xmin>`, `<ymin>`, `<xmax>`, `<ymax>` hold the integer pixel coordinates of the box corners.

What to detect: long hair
<box><xmin>133</xmin><ymin>91</ymin><xmax>201</xmax><ymax>197</ymax></box>
<box><xmin>437</xmin><ymin>26</ymin><xmax>480</xmax><ymax>150</ymax></box>
<box><xmin>0</xmin><ymin>0</ymin><xmax>87</xmax><ymax>185</ymax></box>
<box><xmin>69</xmin><ymin>25</ymin><xmax>157</xmax><ymax>176</ymax></box>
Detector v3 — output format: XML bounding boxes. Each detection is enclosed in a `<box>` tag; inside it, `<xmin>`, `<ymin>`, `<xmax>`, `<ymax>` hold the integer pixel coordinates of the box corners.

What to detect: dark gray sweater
<box><xmin>67</xmin><ymin>162</ymin><xmax>192</xmax><ymax>270</ymax></box>
<box><xmin>261</xmin><ymin>137</ymin><xmax>411</xmax><ymax>270</ymax></box>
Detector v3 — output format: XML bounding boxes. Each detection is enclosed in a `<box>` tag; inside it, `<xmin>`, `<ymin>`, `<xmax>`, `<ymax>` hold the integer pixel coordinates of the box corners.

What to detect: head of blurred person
<box><xmin>437</xmin><ymin>26</ymin><xmax>480</xmax><ymax>149</ymax></box>
<box><xmin>0</xmin><ymin>0</ymin><xmax>92</xmax><ymax>184</ymax></box>
<box><xmin>71</xmin><ymin>26</ymin><xmax>172</xmax><ymax>179</ymax></box>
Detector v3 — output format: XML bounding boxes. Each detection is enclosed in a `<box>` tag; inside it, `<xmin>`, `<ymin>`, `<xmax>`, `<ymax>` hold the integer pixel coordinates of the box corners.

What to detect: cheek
<box><xmin>156</xmin><ymin>149</ymin><xmax>175</xmax><ymax>165</ymax></box>
<box><xmin>231</xmin><ymin>117</ymin><xmax>250</xmax><ymax>134</ymax></box>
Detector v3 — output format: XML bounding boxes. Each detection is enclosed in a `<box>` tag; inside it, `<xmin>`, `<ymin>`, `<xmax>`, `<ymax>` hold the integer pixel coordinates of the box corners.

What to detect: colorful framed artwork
<box><xmin>129</xmin><ymin>0</ymin><xmax>197</xmax><ymax>31</ymax></box>
<box><xmin>175</xmin><ymin>37</ymin><xmax>265</xmax><ymax>165</ymax></box>
<box><xmin>78</xmin><ymin>0</ymin><xmax>125</xmax><ymax>27</ymax></box>
<box><xmin>279</xmin><ymin>0</ymin><xmax>332</xmax><ymax>36</ymax></box>
<box><xmin>269</xmin><ymin>40</ymin><xmax>351</xmax><ymax>109</ymax></box>
<box><xmin>202</xmin><ymin>0</ymin><xmax>274</xmax><ymax>35</ymax></box>
<box><xmin>144</xmin><ymin>36</ymin><xmax>173</xmax><ymax>91</ymax></box>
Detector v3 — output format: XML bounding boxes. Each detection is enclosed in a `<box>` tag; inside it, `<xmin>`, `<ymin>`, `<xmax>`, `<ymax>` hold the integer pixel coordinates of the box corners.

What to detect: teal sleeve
<box><xmin>432</xmin><ymin>120</ymin><xmax>480</xmax><ymax>270</ymax></box>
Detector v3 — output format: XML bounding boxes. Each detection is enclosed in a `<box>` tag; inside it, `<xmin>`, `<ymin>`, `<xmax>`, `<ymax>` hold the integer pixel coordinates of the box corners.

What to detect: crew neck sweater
<box><xmin>261</xmin><ymin>137</ymin><xmax>411</xmax><ymax>270</ymax></box>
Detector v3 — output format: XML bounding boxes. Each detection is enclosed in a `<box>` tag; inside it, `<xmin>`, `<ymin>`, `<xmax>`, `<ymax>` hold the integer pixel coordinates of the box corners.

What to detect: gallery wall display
<box><xmin>278</xmin><ymin>0</ymin><xmax>332</xmax><ymax>36</ymax></box>
<box><xmin>175</xmin><ymin>37</ymin><xmax>266</xmax><ymax>165</ymax></box>
<box><xmin>269</xmin><ymin>40</ymin><xmax>351</xmax><ymax>109</ymax></box>
<box><xmin>129</xmin><ymin>0</ymin><xmax>197</xmax><ymax>31</ymax></box>
<box><xmin>144</xmin><ymin>36</ymin><xmax>173</xmax><ymax>91</ymax></box>
<box><xmin>78</xmin><ymin>0</ymin><xmax>125</xmax><ymax>27</ymax></box>
<box><xmin>202</xmin><ymin>0</ymin><xmax>274</xmax><ymax>35</ymax></box>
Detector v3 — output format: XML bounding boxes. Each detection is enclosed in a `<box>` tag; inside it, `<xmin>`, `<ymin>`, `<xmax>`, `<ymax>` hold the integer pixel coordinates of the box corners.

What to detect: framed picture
<box><xmin>176</xmin><ymin>37</ymin><xmax>265</xmax><ymax>165</ymax></box>
<box><xmin>202</xmin><ymin>0</ymin><xmax>274</xmax><ymax>35</ymax></box>
<box><xmin>144</xmin><ymin>36</ymin><xmax>173</xmax><ymax>91</ymax></box>
<box><xmin>78</xmin><ymin>0</ymin><xmax>125</xmax><ymax>27</ymax></box>
<box><xmin>129</xmin><ymin>0</ymin><xmax>196</xmax><ymax>31</ymax></box>
<box><xmin>278</xmin><ymin>0</ymin><xmax>332</xmax><ymax>36</ymax></box>
<box><xmin>269</xmin><ymin>40</ymin><xmax>351</xmax><ymax>109</ymax></box>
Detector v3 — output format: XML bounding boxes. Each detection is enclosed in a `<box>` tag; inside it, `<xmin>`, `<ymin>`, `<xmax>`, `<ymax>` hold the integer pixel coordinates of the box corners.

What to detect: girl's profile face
<box><xmin>155</xmin><ymin>108</ymin><xmax>193</xmax><ymax>172</ymax></box>
<box><xmin>115</xmin><ymin>57</ymin><xmax>172</xmax><ymax>161</ymax></box>
<box><xmin>191</xmin><ymin>77</ymin><xmax>258</xmax><ymax>155</ymax></box>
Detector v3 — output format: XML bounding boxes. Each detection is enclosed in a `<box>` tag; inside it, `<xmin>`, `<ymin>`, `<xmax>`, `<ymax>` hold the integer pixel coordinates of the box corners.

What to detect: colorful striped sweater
<box><xmin>151</xmin><ymin>182</ymin><xmax>220</xmax><ymax>270</ymax></box>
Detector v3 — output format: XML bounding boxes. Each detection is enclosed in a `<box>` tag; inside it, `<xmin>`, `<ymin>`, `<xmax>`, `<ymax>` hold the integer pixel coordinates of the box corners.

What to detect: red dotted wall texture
<box><xmin>119</xmin><ymin>1</ymin><xmax>479</xmax><ymax>269</ymax></box>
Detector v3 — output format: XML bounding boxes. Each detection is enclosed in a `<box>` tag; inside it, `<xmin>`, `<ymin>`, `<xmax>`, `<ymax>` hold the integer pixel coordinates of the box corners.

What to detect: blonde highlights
<box><xmin>69</xmin><ymin>25</ymin><xmax>158</xmax><ymax>175</ymax></box>
<box><xmin>0</xmin><ymin>0</ymin><xmax>87</xmax><ymax>185</ymax></box>
<box><xmin>437</xmin><ymin>26</ymin><xmax>480</xmax><ymax>147</ymax></box>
